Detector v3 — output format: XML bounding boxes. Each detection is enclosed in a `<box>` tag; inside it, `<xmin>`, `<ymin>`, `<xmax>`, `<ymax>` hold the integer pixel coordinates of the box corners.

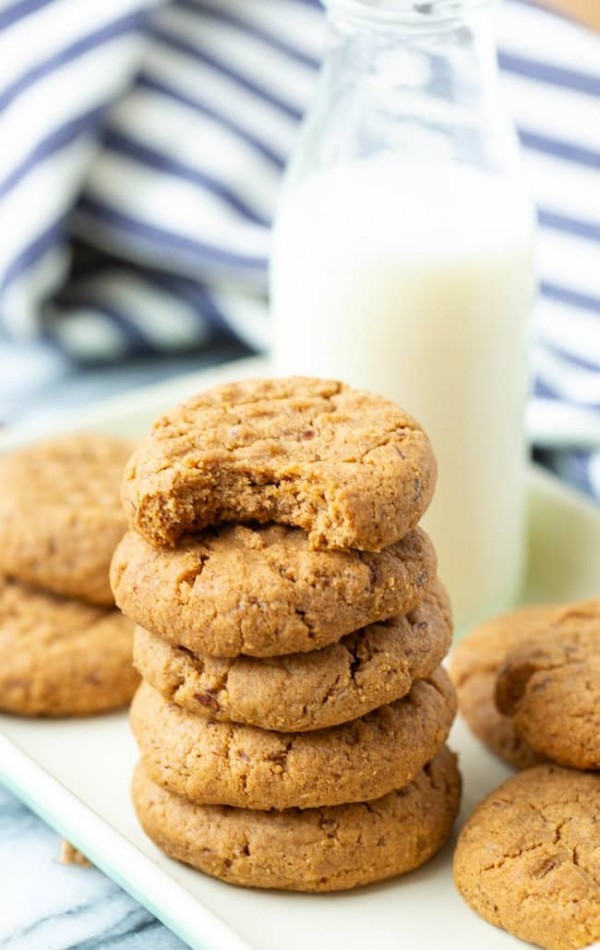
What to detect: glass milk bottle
<box><xmin>270</xmin><ymin>0</ymin><xmax>535</xmax><ymax>632</ymax></box>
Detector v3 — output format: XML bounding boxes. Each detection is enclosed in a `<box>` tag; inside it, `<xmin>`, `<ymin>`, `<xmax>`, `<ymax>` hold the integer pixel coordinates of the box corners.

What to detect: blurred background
<box><xmin>0</xmin><ymin>0</ymin><xmax>598</xmax><ymax>493</ymax></box>
<box><xmin>0</xmin><ymin>2</ymin><xmax>598</xmax><ymax>946</ymax></box>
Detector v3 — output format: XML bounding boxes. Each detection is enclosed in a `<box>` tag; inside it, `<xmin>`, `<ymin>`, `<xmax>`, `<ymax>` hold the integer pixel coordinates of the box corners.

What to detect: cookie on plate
<box><xmin>112</xmin><ymin>524</ymin><xmax>436</xmax><ymax>657</ymax></box>
<box><xmin>130</xmin><ymin>670</ymin><xmax>457</xmax><ymax>810</ymax></box>
<box><xmin>0</xmin><ymin>434</ymin><xmax>134</xmax><ymax>605</ymax></box>
<box><xmin>121</xmin><ymin>377</ymin><xmax>437</xmax><ymax>552</ymax></box>
<box><xmin>133</xmin><ymin>580</ymin><xmax>452</xmax><ymax>731</ymax></box>
<box><xmin>454</xmin><ymin>765</ymin><xmax>600</xmax><ymax>950</ymax></box>
<box><xmin>450</xmin><ymin>603</ymin><xmax>566</xmax><ymax>769</ymax></box>
<box><xmin>495</xmin><ymin>605</ymin><xmax>600</xmax><ymax>770</ymax></box>
<box><xmin>133</xmin><ymin>746</ymin><xmax>461</xmax><ymax>892</ymax></box>
<box><xmin>0</xmin><ymin>576</ymin><xmax>138</xmax><ymax>716</ymax></box>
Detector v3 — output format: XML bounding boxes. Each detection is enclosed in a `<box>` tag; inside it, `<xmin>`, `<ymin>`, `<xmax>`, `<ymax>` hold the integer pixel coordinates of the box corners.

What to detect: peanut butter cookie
<box><xmin>121</xmin><ymin>377</ymin><xmax>436</xmax><ymax>552</ymax></box>
<box><xmin>112</xmin><ymin>524</ymin><xmax>436</xmax><ymax>657</ymax></box>
<box><xmin>133</xmin><ymin>746</ymin><xmax>461</xmax><ymax>891</ymax></box>
<box><xmin>0</xmin><ymin>434</ymin><xmax>134</xmax><ymax>605</ymax></box>
<box><xmin>130</xmin><ymin>669</ymin><xmax>457</xmax><ymax>810</ymax></box>
<box><xmin>454</xmin><ymin>765</ymin><xmax>600</xmax><ymax>950</ymax></box>
<box><xmin>450</xmin><ymin>603</ymin><xmax>564</xmax><ymax>769</ymax></box>
<box><xmin>0</xmin><ymin>577</ymin><xmax>138</xmax><ymax>716</ymax></box>
<box><xmin>496</xmin><ymin>602</ymin><xmax>600</xmax><ymax>770</ymax></box>
<box><xmin>133</xmin><ymin>581</ymin><xmax>452</xmax><ymax>731</ymax></box>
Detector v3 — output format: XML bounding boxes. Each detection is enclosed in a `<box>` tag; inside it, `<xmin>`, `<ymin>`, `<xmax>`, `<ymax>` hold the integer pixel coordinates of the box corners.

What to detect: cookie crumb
<box><xmin>59</xmin><ymin>840</ymin><xmax>93</xmax><ymax>868</ymax></box>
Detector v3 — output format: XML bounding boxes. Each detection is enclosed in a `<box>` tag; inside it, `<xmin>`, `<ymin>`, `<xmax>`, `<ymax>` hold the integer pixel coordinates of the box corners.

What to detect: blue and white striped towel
<box><xmin>0</xmin><ymin>0</ymin><xmax>599</xmax><ymax>491</ymax></box>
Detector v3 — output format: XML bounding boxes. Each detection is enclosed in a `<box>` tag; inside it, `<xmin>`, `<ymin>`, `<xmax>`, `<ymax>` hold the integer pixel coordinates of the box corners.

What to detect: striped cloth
<box><xmin>0</xmin><ymin>0</ymin><xmax>599</xmax><ymax>490</ymax></box>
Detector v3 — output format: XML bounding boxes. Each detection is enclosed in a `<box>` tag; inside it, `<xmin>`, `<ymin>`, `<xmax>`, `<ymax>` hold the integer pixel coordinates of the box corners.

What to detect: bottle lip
<box><xmin>323</xmin><ymin>0</ymin><xmax>490</xmax><ymax>27</ymax></box>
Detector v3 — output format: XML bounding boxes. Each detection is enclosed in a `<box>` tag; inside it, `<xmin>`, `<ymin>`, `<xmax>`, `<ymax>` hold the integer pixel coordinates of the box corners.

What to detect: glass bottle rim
<box><xmin>322</xmin><ymin>0</ymin><xmax>491</xmax><ymax>27</ymax></box>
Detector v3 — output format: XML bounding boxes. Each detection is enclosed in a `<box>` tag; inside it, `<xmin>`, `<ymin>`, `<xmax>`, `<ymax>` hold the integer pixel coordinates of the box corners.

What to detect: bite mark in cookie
<box><xmin>122</xmin><ymin>377</ymin><xmax>436</xmax><ymax>552</ymax></box>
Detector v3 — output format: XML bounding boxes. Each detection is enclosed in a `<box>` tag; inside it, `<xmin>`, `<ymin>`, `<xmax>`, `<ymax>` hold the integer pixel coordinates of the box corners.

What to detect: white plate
<box><xmin>1</xmin><ymin>356</ymin><xmax>599</xmax><ymax>950</ymax></box>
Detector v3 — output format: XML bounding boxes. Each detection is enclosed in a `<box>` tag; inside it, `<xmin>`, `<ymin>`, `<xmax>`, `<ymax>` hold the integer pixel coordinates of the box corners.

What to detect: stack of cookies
<box><xmin>112</xmin><ymin>377</ymin><xmax>462</xmax><ymax>892</ymax></box>
<box><xmin>0</xmin><ymin>434</ymin><xmax>139</xmax><ymax>717</ymax></box>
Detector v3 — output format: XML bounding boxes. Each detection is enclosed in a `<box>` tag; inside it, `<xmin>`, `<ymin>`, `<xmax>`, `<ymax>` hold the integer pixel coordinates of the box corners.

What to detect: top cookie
<box><xmin>0</xmin><ymin>434</ymin><xmax>134</xmax><ymax>605</ymax></box>
<box><xmin>121</xmin><ymin>377</ymin><xmax>436</xmax><ymax>551</ymax></box>
<box><xmin>496</xmin><ymin>601</ymin><xmax>600</xmax><ymax>770</ymax></box>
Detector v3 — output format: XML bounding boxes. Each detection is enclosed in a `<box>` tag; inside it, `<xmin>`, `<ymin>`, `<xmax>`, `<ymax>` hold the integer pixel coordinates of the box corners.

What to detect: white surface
<box><xmin>272</xmin><ymin>160</ymin><xmax>535</xmax><ymax>630</ymax></box>
<box><xmin>1</xmin><ymin>355</ymin><xmax>600</xmax><ymax>950</ymax></box>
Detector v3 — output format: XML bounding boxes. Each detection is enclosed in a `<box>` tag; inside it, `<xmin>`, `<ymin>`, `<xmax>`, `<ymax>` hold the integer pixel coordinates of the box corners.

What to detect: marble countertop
<box><xmin>0</xmin><ymin>783</ymin><xmax>186</xmax><ymax>949</ymax></box>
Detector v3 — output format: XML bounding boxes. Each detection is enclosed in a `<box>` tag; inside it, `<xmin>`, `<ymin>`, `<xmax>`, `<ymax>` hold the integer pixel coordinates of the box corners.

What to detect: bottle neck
<box><xmin>324</xmin><ymin>0</ymin><xmax>491</xmax><ymax>31</ymax></box>
<box><xmin>322</xmin><ymin>0</ymin><xmax>500</xmax><ymax>117</ymax></box>
<box><xmin>303</xmin><ymin>0</ymin><xmax>518</xmax><ymax>177</ymax></box>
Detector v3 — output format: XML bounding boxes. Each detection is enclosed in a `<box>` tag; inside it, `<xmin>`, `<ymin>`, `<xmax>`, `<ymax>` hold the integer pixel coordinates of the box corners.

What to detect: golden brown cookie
<box><xmin>454</xmin><ymin>765</ymin><xmax>600</xmax><ymax>950</ymax></box>
<box><xmin>450</xmin><ymin>603</ymin><xmax>565</xmax><ymax>769</ymax></box>
<box><xmin>495</xmin><ymin>605</ymin><xmax>600</xmax><ymax>770</ymax></box>
<box><xmin>0</xmin><ymin>434</ymin><xmax>134</xmax><ymax>605</ymax></box>
<box><xmin>133</xmin><ymin>746</ymin><xmax>461</xmax><ymax>892</ymax></box>
<box><xmin>112</xmin><ymin>524</ymin><xmax>436</xmax><ymax>657</ymax></box>
<box><xmin>122</xmin><ymin>377</ymin><xmax>437</xmax><ymax>552</ymax></box>
<box><xmin>0</xmin><ymin>576</ymin><xmax>138</xmax><ymax>716</ymax></box>
<box><xmin>130</xmin><ymin>669</ymin><xmax>457</xmax><ymax>811</ymax></box>
<box><xmin>133</xmin><ymin>581</ymin><xmax>452</xmax><ymax>731</ymax></box>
